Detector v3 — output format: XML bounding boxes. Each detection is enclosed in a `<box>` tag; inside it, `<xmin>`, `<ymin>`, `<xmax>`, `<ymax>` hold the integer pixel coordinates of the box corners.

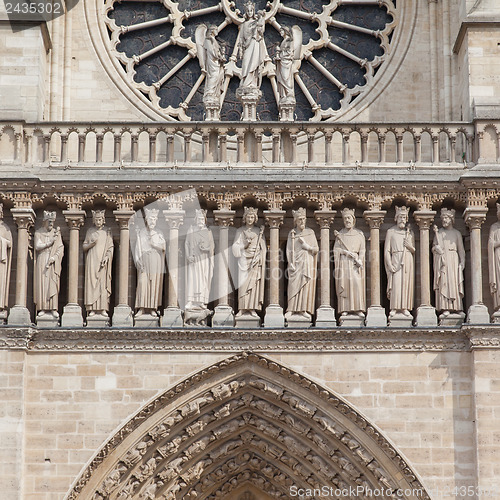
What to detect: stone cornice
<box><xmin>464</xmin><ymin>326</ymin><xmax>500</xmax><ymax>349</ymax></box>
<box><xmin>0</xmin><ymin>327</ymin><xmax>477</xmax><ymax>352</ymax></box>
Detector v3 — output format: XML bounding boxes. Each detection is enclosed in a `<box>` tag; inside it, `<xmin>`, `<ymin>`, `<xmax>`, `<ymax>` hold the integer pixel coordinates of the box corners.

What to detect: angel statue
<box><xmin>275</xmin><ymin>25</ymin><xmax>302</xmax><ymax>120</ymax></box>
<box><xmin>195</xmin><ymin>24</ymin><xmax>226</xmax><ymax>120</ymax></box>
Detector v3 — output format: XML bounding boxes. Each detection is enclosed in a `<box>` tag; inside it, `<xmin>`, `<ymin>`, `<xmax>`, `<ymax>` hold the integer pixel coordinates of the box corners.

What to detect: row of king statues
<box><xmin>1</xmin><ymin>203</ymin><xmax>500</xmax><ymax>326</ymax></box>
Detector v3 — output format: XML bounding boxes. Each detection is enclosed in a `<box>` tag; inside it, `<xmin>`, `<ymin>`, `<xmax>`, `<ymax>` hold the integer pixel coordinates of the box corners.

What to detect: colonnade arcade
<box><xmin>1</xmin><ymin>184</ymin><xmax>499</xmax><ymax>329</ymax></box>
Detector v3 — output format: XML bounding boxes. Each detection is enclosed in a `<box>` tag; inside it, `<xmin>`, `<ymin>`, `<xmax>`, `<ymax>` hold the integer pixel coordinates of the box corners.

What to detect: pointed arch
<box><xmin>65</xmin><ymin>353</ymin><xmax>430</xmax><ymax>500</ymax></box>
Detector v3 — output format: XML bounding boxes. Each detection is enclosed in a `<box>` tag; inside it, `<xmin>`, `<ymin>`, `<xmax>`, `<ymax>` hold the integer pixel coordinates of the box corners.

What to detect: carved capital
<box><xmin>464</xmin><ymin>207</ymin><xmax>488</xmax><ymax>230</ymax></box>
<box><xmin>363</xmin><ymin>210</ymin><xmax>386</xmax><ymax>229</ymax></box>
<box><xmin>10</xmin><ymin>208</ymin><xmax>35</xmax><ymax>230</ymax></box>
<box><xmin>213</xmin><ymin>210</ymin><xmax>235</xmax><ymax>228</ymax></box>
<box><xmin>63</xmin><ymin>210</ymin><xmax>86</xmax><ymax>229</ymax></box>
<box><xmin>113</xmin><ymin>210</ymin><xmax>135</xmax><ymax>229</ymax></box>
<box><xmin>314</xmin><ymin>210</ymin><xmax>336</xmax><ymax>229</ymax></box>
<box><xmin>413</xmin><ymin>210</ymin><xmax>437</xmax><ymax>230</ymax></box>
<box><xmin>264</xmin><ymin>210</ymin><xmax>285</xmax><ymax>229</ymax></box>
<box><xmin>163</xmin><ymin>210</ymin><xmax>184</xmax><ymax>230</ymax></box>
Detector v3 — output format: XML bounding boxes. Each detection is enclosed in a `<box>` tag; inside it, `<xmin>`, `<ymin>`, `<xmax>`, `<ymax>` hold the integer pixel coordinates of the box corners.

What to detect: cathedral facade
<box><xmin>1</xmin><ymin>0</ymin><xmax>500</xmax><ymax>498</ymax></box>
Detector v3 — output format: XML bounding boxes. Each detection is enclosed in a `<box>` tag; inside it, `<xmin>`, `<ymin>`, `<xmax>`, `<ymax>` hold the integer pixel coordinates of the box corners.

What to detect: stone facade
<box><xmin>1</xmin><ymin>0</ymin><xmax>500</xmax><ymax>499</ymax></box>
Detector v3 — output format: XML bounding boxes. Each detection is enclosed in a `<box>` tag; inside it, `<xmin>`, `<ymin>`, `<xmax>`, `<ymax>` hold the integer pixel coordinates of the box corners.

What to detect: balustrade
<box><xmin>0</xmin><ymin>121</ymin><xmax>484</xmax><ymax>168</ymax></box>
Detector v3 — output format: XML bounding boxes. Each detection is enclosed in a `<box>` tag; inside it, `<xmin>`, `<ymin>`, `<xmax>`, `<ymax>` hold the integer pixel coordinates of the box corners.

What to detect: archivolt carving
<box><xmin>66</xmin><ymin>352</ymin><xmax>430</xmax><ymax>500</ymax></box>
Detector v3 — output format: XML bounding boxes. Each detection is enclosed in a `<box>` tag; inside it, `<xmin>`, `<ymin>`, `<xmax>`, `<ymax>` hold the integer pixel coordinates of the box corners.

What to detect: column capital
<box><xmin>10</xmin><ymin>208</ymin><xmax>35</xmax><ymax>230</ymax></box>
<box><xmin>113</xmin><ymin>210</ymin><xmax>135</xmax><ymax>229</ymax></box>
<box><xmin>363</xmin><ymin>210</ymin><xmax>386</xmax><ymax>229</ymax></box>
<box><xmin>264</xmin><ymin>210</ymin><xmax>285</xmax><ymax>228</ymax></box>
<box><xmin>163</xmin><ymin>210</ymin><xmax>184</xmax><ymax>230</ymax></box>
<box><xmin>413</xmin><ymin>210</ymin><xmax>437</xmax><ymax>230</ymax></box>
<box><xmin>213</xmin><ymin>210</ymin><xmax>236</xmax><ymax>227</ymax></box>
<box><xmin>314</xmin><ymin>210</ymin><xmax>336</xmax><ymax>229</ymax></box>
<box><xmin>464</xmin><ymin>207</ymin><xmax>488</xmax><ymax>230</ymax></box>
<box><xmin>63</xmin><ymin>210</ymin><xmax>86</xmax><ymax>229</ymax></box>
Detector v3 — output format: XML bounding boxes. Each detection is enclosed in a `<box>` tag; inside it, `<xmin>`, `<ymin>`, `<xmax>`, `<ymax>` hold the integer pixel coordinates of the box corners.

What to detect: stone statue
<box><xmin>83</xmin><ymin>210</ymin><xmax>114</xmax><ymax>318</ymax></box>
<box><xmin>286</xmin><ymin>208</ymin><xmax>319</xmax><ymax>321</ymax></box>
<box><xmin>34</xmin><ymin>211</ymin><xmax>64</xmax><ymax>319</ymax></box>
<box><xmin>134</xmin><ymin>208</ymin><xmax>166</xmax><ymax>317</ymax></box>
<box><xmin>185</xmin><ymin>209</ymin><xmax>214</xmax><ymax>322</ymax></box>
<box><xmin>432</xmin><ymin>208</ymin><xmax>465</xmax><ymax>315</ymax></box>
<box><xmin>195</xmin><ymin>24</ymin><xmax>226</xmax><ymax>118</ymax></box>
<box><xmin>333</xmin><ymin>208</ymin><xmax>366</xmax><ymax>318</ymax></box>
<box><xmin>275</xmin><ymin>26</ymin><xmax>301</xmax><ymax>107</ymax></box>
<box><xmin>488</xmin><ymin>203</ymin><xmax>500</xmax><ymax>312</ymax></box>
<box><xmin>384</xmin><ymin>206</ymin><xmax>415</xmax><ymax>317</ymax></box>
<box><xmin>0</xmin><ymin>203</ymin><xmax>12</xmax><ymax>321</ymax></box>
<box><xmin>237</xmin><ymin>1</ymin><xmax>267</xmax><ymax>91</ymax></box>
<box><xmin>232</xmin><ymin>207</ymin><xmax>266</xmax><ymax>318</ymax></box>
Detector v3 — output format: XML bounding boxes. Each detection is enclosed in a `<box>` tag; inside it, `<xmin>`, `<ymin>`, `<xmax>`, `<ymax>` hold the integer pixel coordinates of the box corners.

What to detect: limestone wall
<box><xmin>7</xmin><ymin>349</ymin><xmax>484</xmax><ymax>499</ymax></box>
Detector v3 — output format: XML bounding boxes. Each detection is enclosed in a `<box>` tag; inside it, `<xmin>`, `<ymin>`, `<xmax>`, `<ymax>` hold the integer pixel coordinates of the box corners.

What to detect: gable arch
<box><xmin>65</xmin><ymin>353</ymin><xmax>430</xmax><ymax>500</ymax></box>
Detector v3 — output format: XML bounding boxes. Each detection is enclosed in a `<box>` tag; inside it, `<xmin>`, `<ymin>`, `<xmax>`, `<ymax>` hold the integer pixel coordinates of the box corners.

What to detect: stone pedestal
<box><xmin>286</xmin><ymin>314</ymin><xmax>312</xmax><ymax>328</ymax></box>
<box><xmin>339</xmin><ymin>313</ymin><xmax>365</xmax><ymax>328</ymax></box>
<box><xmin>315</xmin><ymin>306</ymin><xmax>336</xmax><ymax>328</ymax></box>
<box><xmin>36</xmin><ymin>313</ymin><xmax>59</xmax><ymax>328</ymax></box>
<box><xmin>466</xmin><ymin>304</ymin><xmax>490</xmax><ymax>324</ymax></box>
<box><xmin>61</xmin><ymin>304</ymin><xmax>84</xmax><ymax>327</ymax></box>
<box><xmin>8</xmin><ymin>306</ymin><xmax>32</xmax><ymax>326</ymax></box>
<box><xmin>366</xmin><ymin>306</ymin><xmax>387</xmax><ymax>327</ymax></box>
<box><xmin>112</xmin><ymin>305</ymin><xmax>133</xmax><ymax>328</ymax></box>
<box><xmin>237</xmin><ymin>87</ymin><xmax>262</xmax><ymax>121</ymax></box>
<box><xmin>279</xmin><ymin>102</ymin><xmax>295</xmax><ymax>122</ymax></box>
<box><xmin>212</xmin><ymin>305</ymin><xmax>235</xmax><ymax>327</ymax></box>
<box><xmin>264</xmin><ymin>305</ymin><xmax>285</xmax><ymax>328</ymax></box>
<box><xmin>86</xmin><ymin>314</ymin><xmax>110</xmax><ymax>328</ymax></box>
<box><xmin>388</xmin><ymin>312</ymin><xmax>413</xmax><ymax>327</ymax></box>
<box><xmin>415</xmin><ymin>305</ymin><xmax>438</xmax><ymax>327</ymax></box>
<box><xmin>135</xmin><ymin>314</ymin><xmax>159</xmax><ymax>328</ymax></box>
<box><xmin>204</xmin><ymin>101</ymin><xmax>220</xmax><ymax>121</ymax></box>
<box><xmin>439</xmin><ymin>311</ymin><xmax>466</xmax><ymax>327</ymax></box>
<box><xmin>235</xmin><ymin>313</ymin><xmax>261</xmax><ymax>329</ymax></box>
<box><xmin>161</xmin><ymin>307</ymin><xmax>183</xmax><ymax>327</ymax></box>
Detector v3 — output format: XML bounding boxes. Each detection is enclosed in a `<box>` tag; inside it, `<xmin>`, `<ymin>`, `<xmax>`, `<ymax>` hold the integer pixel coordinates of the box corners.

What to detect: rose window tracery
<box><xmin>103</xmin><ymin>0</ymin><xmax>397</xmax><ymax>121</ymax></box>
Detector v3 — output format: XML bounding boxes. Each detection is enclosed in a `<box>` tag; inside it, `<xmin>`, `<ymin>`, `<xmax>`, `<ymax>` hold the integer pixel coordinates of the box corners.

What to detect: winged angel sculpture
<box><xmin>195</xmin><ymin>6</ymin><xmax>302</xmax><ymax>121</ymax></box>
<box><xmin>195</xmin><ymin>24</ymin><xmax>227</xmax><ymax>121</ymax></box>
<box><xmin>275</xmin><ymin>25</ymin><xmax>302</xmax><ymax>121</ymax></box>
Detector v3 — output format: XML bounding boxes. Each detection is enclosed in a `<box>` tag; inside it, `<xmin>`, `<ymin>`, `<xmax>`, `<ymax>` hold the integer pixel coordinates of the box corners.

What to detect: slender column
<box><xmin>363</xmin><ymin>210</ymin><xmax>387</xmax><ymax>327</ymax></box>
<box><xmin>324</xmin><ymin>132</ymin><xmax>333</xmax><ymax>164</ymax></box>
<box><xmin>61</xmin><ymin>210</ymin><xmax>86</xmax><ymax>327</ymax></box>
<box><xmin>213</xmin><ymin>210</ymin><xmax>235</xmax><ymax>327</ymax></box>
<box><xmin>414</xmin><ymin>211</ymin><xmax>438</xmax><ymax>326</ymax></box>
<box><xmin>7</xmin><ymin>209</ymin><xmax>35</xmax><ymax>325</ymax></box>
<box><xmin>161</xmin><ymin>210</ymin><xmax>184</xmax><ymax>327</ymax></box>
<box><xmin>464</xmin><ymin>208</ymin><xmax>490</xmax><ymax>324</ymax></box>
<box><xmin>314</xmin><ymin>210</ymin><xmax>336</xmax><ymax>327</ymax></box>
<box><xmin>112</xmin><ymin>210</ymin><xmax>135</xmax><ymax>327</ymax></box>
<box><xmin>264</xmin><ymin>210</ymin><xmax>285</xmax><ymax>327</ymax></box>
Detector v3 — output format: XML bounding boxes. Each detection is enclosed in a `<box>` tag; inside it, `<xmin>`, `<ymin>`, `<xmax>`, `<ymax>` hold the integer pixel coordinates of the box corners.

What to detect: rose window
<box><xmin>104</xmin><ymin>0</ymin><xmax>397</xmax><ymax>121</ymax></box>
